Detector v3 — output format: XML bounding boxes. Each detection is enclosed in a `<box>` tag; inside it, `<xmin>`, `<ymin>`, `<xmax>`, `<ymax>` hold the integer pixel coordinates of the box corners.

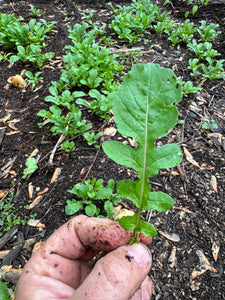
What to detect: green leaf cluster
<box><xmin>65</xmin><ymin>179</ymin><xmax>121</xmax><ymax>218</ymax></box>
<box><xmin>0</xmin><ymin>14</ymin><xmax>56</xmax><ymax>48</ymax></box>
<box><xmin>0</xmin><ymin>192</ymin><xmax>24</xmax><ymax>237</ymax></box>
<box><xmin>22</xmin><ymin>157</ymin><xmax>38</xmax><ymax>179</ymax></box>
<box><xmin>102</xmin><ymin>63</ymin><xmax>183</xmax><ymax>239</ymax></box>
<box><xmin>109</xmin><ymin>0</ymin><xmax>159</xmax><ymax>43</ymax></box>
<box><xmin>56</xmin><ymin>22</ymin><xmax>123</xmax><ymax>92</ymax></box>
<box><xmin>37</xmin><ymin>104</ymin><xmax>92</xmax><ymax>136</ymax></box>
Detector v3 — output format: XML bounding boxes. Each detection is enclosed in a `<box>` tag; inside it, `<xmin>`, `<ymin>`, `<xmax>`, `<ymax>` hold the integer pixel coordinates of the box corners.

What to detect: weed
<box><xmin>25</xmin><ymin>71</ymin><xmax>43</xmax><ymax>91</ymax></box>
<box><xmin>23</xmin><ymin>157</ymin><xmax>38</xmax><ymax>179</ymax></box>
<box><xmin>102</xmin><ymin>63</ymin><xmax>183</xmax><ymax>241</ymax></box>
<box><xmin>65</xmin><ymin>179</ymin><xmax>121</xmax><ymax>218</ymax></box>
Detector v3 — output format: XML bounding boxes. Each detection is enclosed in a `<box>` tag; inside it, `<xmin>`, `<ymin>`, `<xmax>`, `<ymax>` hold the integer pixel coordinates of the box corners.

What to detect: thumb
<box><xmin>70</xmin><ymin>243</ymin><xmax>152</xmax><ymax>300</ymax></box>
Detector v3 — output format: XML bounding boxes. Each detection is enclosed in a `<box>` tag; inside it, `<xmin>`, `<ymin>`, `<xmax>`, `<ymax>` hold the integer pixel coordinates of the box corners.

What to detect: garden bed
<box><xmin>0</xmin><ymin>0</ymin><xmax>224</xmax><ymax>299</ymax></box>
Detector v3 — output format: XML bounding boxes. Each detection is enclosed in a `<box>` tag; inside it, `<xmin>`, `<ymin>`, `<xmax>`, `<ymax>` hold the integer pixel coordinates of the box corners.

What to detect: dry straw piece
<box><xmin>7</xmin><ymin>75</ymin><xmax>25</xmax><ymax>88</ymax></box>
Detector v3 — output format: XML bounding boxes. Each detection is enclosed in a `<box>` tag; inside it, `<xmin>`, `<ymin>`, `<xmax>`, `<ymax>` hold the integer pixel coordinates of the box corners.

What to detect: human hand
<box><xmin>16</xmin><ymin>215</ymin><xmax>152</xmax><ymax>300</ymax></box>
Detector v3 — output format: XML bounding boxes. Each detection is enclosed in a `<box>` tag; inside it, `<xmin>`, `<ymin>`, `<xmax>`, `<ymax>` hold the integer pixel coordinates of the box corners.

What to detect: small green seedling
<box><xmin>29</xmin><ymin>4</ymin><xmax>43</xmax><ymax>17</ymax></box>
<box><xmin>102</xmin><ymin>63</ymin><xmax>183</xmax><ymax>242</ymax></box>
<box><xmin>182</xmin><ymin>80</ymin><xmax>202</xmax><ymax>96</ymax></box>
<box><xmin>65</xmin><ymin>178</ymin><xmax>121</xmax><ymax>218</ymax></box>
<box><xmin>83</xmin><ymin>131</ymin><xmax>103</xmax><ymax>147</ymax></box>
<box><xmin>61</xmin><ymin>140</ymin><xmax>76</xmax><ymax>153</ymax></box>
<box><xmin>25</xmin><ymin>71</ymin><xmax>43</xmax><ymax>91</ymax></box>
<box><xmin>22</xmin><ymin>157</ymin><xmax>38</xmax><ymax>179</ymax></box>
<box><xmin>202</xmin><ymin>118</ymin><xmax>218</xmax><ymax>131</ymax></box>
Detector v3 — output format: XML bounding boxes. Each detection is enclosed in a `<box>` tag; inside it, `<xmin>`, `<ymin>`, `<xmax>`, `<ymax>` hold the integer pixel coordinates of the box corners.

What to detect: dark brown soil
<box><xmin>0</xmin><ymin>0</ymin><xmax>224</xmax><ymax>299</ymax></box>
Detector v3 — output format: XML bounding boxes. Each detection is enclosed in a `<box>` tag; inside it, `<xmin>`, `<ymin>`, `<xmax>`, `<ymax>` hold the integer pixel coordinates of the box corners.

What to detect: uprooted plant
<box><xmin>102</xmin><ymin>63</ymin><xmax>183</xmax><ymax>243</ymax></box>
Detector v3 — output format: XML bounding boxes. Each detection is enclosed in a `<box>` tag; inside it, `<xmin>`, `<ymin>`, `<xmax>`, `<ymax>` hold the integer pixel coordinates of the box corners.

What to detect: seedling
<box><xmin>23</xmin><ymin>157</ymin><xmax>38</xmax><ymax>179</ymax></box>
<box><xmin>10</xmin><ymin>44</ymin><xmax>54</xmax><ymax>66</ymax></box>
<box><xmin>25</xmin><ymin>71</ymin><xmax>43</xmax><ymax>91</ymax></box>
<box><xmin>37</xmin><ymin>104</ymin><xmax>92</xmax><ymax>136</ymax></box>
<box><xmin>202</xmin><ymin>58</ymin><xmax>225</xmax><ymax>80</ymax></box>
<box><xmin>83</xmin><ymin>131</ymin><xmax>103</xmax><ymax>147</ymax></box>
<box><xmin>61</xmin><ymin>140</ymin><xmax>76</xmax><ymax>153</ymax></box>
<box><xmin>202</xmin><ymin>118</ymin><xmax>218</xmax><ymax>131</ymax></box>
<box><xmin>65</xmin><ymin>178</ymin><xmax>121</xmax><ymax>218</ymax></box>
<box><xmin>197</xmin><ymin>20</ymin><xmax>221</xmax><ymax>42</ymax></box>
<box><xmin>102</xmin><ymin>63</ymin><xmax>183</xmax><ymax>241</ymax></box>
<box><xmin>182</xmin><ymin>80</ymin><xmax>202</xmax><ymax>96</ymax></box>
<box><xmin>29</xmin><ymin>4</ymin><xmax>43</xmax><ymax>17</ymax></box>
<box><xmin>0</xmin><ymin>192</ymin><xmax>26</xmax><ymax>236</ymax></box>
<box><xmin>0</xmin><ymin>280</ymin><xmax>13</xmax><ymax>300</ymax></box>
<box><xmin>109</xmin><ymin>0</ymin><xmax>159</xmax><ymax>43</ymax></box>
<box><xmin>188</xmin><ymin>58</ymin><xmax>203</xmax><ymax>77</ymax></box>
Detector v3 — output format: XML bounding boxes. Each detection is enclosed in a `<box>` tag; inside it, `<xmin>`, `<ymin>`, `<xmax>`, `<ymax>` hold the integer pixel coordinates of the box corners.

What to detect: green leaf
<box><xmin>102</xmin><ymin>63</ymin><xmax>183</xmax><ymax>239</ymax></box>
<box><xmin>0</xmin><ymin>281</ymin><xmax>11</xmax><ymax>300</ymax></box>
<box><xmin>22</xmin><ymin>157</ymin><xmax>38</xmax><ymax>179</ymax></box>
<box><xmin>65</xmin><ymin>200</ymin><xmax>83</xmax><ymax>215</ymax></box>
<box><xmin>143</xmin><ymin>191</ymin><xmax>174</xmax><ymax>212</ymax></box>
<box><xmin>85</xmin><ymin>203</ymin><xmax>97</xmax><ymax>216</ymax></box>
<box><xmin>138</xmin><ymin>219</ymin><xmax>157</xmax><ymax>237</ymax></box>
<box><xmin>118</xmin><ymin>215</ymin><xmax>137</xmax><ymax>231</ymax></box>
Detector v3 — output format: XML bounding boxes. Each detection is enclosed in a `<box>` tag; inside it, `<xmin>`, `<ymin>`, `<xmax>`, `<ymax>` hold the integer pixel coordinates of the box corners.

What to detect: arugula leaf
<box><xmin>102</xmin><ymin>63</ymin><xmax>183</xmax><ymax>239</ymax></box>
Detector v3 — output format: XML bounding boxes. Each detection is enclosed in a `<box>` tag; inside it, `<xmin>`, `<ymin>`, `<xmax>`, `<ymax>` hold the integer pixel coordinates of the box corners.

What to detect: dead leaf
<box><xmin>168</xmin><ymin>246</ymin><xmax>177</xmax><ymax>268</ymax></box>
<box><xmin>190</xmin><ymin>250</ymin><xmax>217</xmax><ymax>280</ymax></box>
<box><xmin>183</xmin><ymin>146</ymin><xmax>201</xmax><ymax>168</ymax></box>
<box><xmin>28</xmin><ymin>182</ymin><xmax>34</xmax><ymax>199</ymax></box>
<box><xmin>190</xmin><ymin>281</ymin><xmax>200</xmax><ymax>291</ymax></box>
<box><xmin>0</xmin><ymin>190</ymin><xmax>7</xmax><ymax>199</ymax></box>
<box><xmin>28</xmin><ymin>195</ymin><xmax>43</xmax><ymax>209</ymax></box>
<box><xmin>210</xmin><ymin>175</ymin><xmax>217</xmax><ymax>193</ymax></box>
<box><xmin>7</xmin><ymin>75</ymin><xmax>25</xmax><ymax>88</ymax></box>
<box><xmin>113</xmin><ymin>205</ymin><xmax>134</xmax><ymax>220</ymax></box>
<box><xmin>37</xmin><ymin>187</ymin><xmax>49</xmax><ymax>196</ymax></box>
<box><xmin>158</xmin><ymin>230</ymin><xmax>180</xmax><ymax>242</ymax></box>
<box><xmin>103</xmin><ymin>127</ymin><xmax>117</xmax><ymax>137</ymax></box>
<box><xmin>27</xmin><ymin>219</ymin><xmax>46</xmax><ymax>228</ymax></box>
<box><xmin>29</xmin><ymin>148</ymin><xmax>39</xmax><ymax>158</ymax></box>
<box><xmin>212</xmin><ymin>241</ymin><xmax>220</xmax><ymax>262</ymax></box>
<box><xmin>207</xmin><ymin>133</ymin><xmax>222</xmax><ymax>144</ymax></box>
<box><xmin>0</xmin><ymin>250</ymin><xmax>10</xmax><ymax>259</ymax></box>
<box><xmin>50</xmin><ymin>167</ymin><xmax>62</xmax><ymax>184</ymax></box>
<box><xmin>128</xmin><ymin>137</ymin><xmax>138</xmax><ymax>147</ymax></box>
<box><xmin>32</xmin><ymin>241</ymin><xmax>45</xmax><ymax>254</ymax></box>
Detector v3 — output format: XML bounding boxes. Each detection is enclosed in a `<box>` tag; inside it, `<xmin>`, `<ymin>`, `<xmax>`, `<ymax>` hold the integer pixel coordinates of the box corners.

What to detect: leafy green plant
<box><xmin>182</xmin><ymin>80</ymin><xmax>202</xmax><ymax>96</ymax></box>
<box><xmin>0</xmin><ymin>14</ymin><xmax>56</xmax><ymax>48</ymax></box>
<box><xmin>83</xmin><ymin>131</ymin><xmax>103</xmax><ymax>147</ymax></box>
<box><xmin>29</xmin><ymin>4</ymin><xmax>43</xmax><ymax>17</ymax></box>
<box><xmin>154</xmin><ymin>12</ymin><xmax>174</xmax><ymax>34</ymax></box>
<box><xmin>197</xmin><ymin>20</ymin><xmax>221</xmax><ymax>42</ymax></box>
<box><xmin>65</xmin><ymin>178</ymin><xmax>121</xmax><ymax>218</ymax></box>
<box><xmin>23</xmin><ymin>157</ymin><xmax>38</xmax><ymax>179</ymax></box>
<box><xmin>54</xmin><ymin>22</ymin><xmax>123</xmax><ymax>93</ymax></box>
<box><xmin>102</xmin><ymin>63</ymin><xmax>183</xmax><ymax>241</ymax></box>
<box><xmin>25</xmin><ymin>71</ymin><xmax>43</xmax><ymax>91</ymax></box>
<box><xmin>76</xmin><ymin>89</ymin><xmax>113</xmax><ymax>119</ymax></box>
<box><xmin>0</xmin><ymin>52</ymin><xmax>12</xmax><ymax>62</ymax></box>
<box><xmin>188</xmin><ymin>58</ymin><xmax>203</xmax><ymax>77</ymax></box>
<box><xmin>202</xmin><ymin>58</ymin><xmax>225</xmax><ymax>80</ymax></box>
<box><xmin>37</xmin><ymin>104</ymin><xmax>92</xmax><ymax>136</ymax></box>
<box><xmin>166</xmin><ymin>19</ymin><xmax>197</xmax><ymax>45</ymax></box>
<box><xmin>0</xmin><ymin>192</ymin><xmax>26</xmax><ymax>236</ymax></box>
<box><xmin>187</xmin><ymin>39</ymin><xmax>220</xmax><ymax>59</ymax></box>
<box><xmin>202</xmin><ymin>118</ymin><xmax>218</xmax><ymax>131</ymax></box>
<box><xmin>10</xmin><ymin>44</ymin><xmax>54</xmax><ymax>66</ymax></box>
<box><xmin>109</xmin><ymin>0</ymin><xmax>159</xmax><ymax>43</ymax></box>
<box><xmin>45</xmin><ymin>85</ymin><xmax>85</xmax><ymax>109</ymax></box>
<box><xmin>60</xmin><ymin>140</ymin><xmax>76</xmax><ymax>153</ymax></box>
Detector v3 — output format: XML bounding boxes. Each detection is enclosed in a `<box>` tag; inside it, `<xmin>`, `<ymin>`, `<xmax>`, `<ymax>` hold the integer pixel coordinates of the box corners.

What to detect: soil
<box><xmin>0</xmin><ymin>0</ymin><xmax>224</xmax><ymax>299</ymax></box>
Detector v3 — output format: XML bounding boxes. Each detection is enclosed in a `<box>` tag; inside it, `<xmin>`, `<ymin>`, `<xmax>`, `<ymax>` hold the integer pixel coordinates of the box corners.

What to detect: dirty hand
<box><xmin>16</xmin><ymin>215</ymin><xmax>152</xmax><ymax>300</ymax></box>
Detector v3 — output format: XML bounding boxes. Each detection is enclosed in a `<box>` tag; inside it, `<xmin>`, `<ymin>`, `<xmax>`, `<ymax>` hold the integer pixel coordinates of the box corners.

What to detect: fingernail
<box><xmin>126</xmin><ymin>243</ymin><xmax>151</xmax><ymax>268</ymax></box>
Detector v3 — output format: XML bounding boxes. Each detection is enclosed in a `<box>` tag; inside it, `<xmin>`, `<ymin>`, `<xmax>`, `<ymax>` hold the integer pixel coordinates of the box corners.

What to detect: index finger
<box><xmin>43</xmin><ymin>215</ymin><xmax>152</xmax><ymax>259</ymax></box>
